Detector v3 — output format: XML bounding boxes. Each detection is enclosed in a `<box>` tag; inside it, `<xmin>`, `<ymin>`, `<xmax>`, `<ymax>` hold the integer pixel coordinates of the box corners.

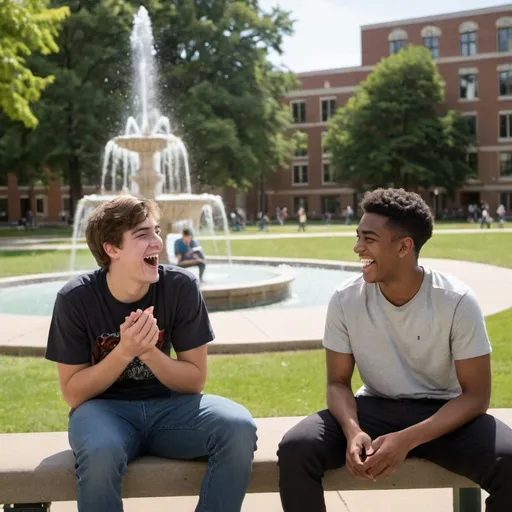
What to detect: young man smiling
<box><xmin>277</xmin><ymin>188</ymin><xmax>512</xmax><ymax>512</ymax></box>
<box><xmin>45</xmin><ymin>196</ymin><xmax>257</xmax><ymax>512</ymax></box>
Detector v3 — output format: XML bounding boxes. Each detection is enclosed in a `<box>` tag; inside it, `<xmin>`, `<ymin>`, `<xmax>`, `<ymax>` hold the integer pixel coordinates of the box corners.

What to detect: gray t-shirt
<box><xmin>323</xmin><ymin>267</ymin><xmax>492</xmax><ymax>400</ymax></box>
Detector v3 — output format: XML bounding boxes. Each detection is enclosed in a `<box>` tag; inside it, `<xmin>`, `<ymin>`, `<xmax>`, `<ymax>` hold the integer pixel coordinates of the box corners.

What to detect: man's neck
<box><xmin>106</xmin><ymin>269</ymin><xmax>149</xmax><ymax>303</ymax></box>
<box><xmin>378</xmin><ymin>265</ymin><xmax>425</xmax><ymax>307</ymax></box>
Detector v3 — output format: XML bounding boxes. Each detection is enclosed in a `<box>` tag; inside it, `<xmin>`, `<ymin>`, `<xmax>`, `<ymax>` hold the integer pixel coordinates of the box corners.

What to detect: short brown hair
<box><xmin>85</xmin><ymin>196</ymin><xmax>161</xmax><ymax>269</ymax></box>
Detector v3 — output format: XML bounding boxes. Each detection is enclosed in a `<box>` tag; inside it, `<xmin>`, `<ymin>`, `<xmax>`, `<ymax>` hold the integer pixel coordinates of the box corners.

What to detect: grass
<box><xmin>1</xmin><ymin>307</ymin><xmax>511</xmax><ymax>433</ymax></box>
<box><xmin>0</xmin><ymin>227</ymin><xmax>73</xmax><ymax>238</ymax></box>
<box><xmin>1</xmin><ymin>231</ymin><xmax>512</xmax><ymax>278</ymax></box>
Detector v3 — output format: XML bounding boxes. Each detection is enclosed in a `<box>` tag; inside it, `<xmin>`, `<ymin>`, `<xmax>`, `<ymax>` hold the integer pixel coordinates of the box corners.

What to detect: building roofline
<box><xmin>361</xmin><ymin>3</ymin><xmax>512</xmax><ymax>31</ymax></box>
<box><xmin>296</xmin><ymin>65</ymin><xmax>373</xmax><ymax>78</ymax></box>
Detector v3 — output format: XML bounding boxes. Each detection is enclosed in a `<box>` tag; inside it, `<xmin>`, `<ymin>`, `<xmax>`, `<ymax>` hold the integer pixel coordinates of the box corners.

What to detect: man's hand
<box><xmin>362</xmin><ymin>432</ymin><xmax>411</xmax><ymax>480</ymax></box>
<box><xmin>118</xmin><ymin>307</ymin><xmax>159</xmax><ymax>360</ymax></box>
<box><xmin>345</xmin><ymin>431</ymin><xmax>376</xmax><ymax>481</ymax></box>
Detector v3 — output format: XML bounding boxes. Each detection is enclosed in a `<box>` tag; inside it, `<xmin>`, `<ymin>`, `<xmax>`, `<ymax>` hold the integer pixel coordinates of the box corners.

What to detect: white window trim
<box><xmin>321</xmin><ymin>161</ymin><xmax>336</xmax><ymax>185</ymax></box>
<box><xmin>388</xmin><ymin>28</ymin><xmax>408</xmax><ymax>41</ymax></box>
<box><xmin>291</xmin><ymin>164</ymin><xmax>309</xmax><ymax>187</ymax></box>
<box><xmin>459</xmin><ymin>21</ymin><xmax>479</xmax><ymax>34</ymax></box>
<box><xmin>458</xmin><ymin>67</ymin><xmax>479</xmax><ymax>75</ymax></box>
<box><xmin>320</xmin><ymin>96</ymin><xmax>336</xmax><ymax>123</ymax></box>
<box><xmin>498</xmin><ymin>63</ymin><xmax>512</xmax><ymax>72</ymax></box>
<box><xmin>498</xmin><ymin>150</ymin><xmax>512</xmax><ymax>179</ymax></box>
<box><xmin>459</xmin><ymin>72</ymin><xmax>479</xmax><ymax>101</ymax></box>
<box><xmin>497</xmin><ymin>17</ymin><xmax>512</xmax><ymax>28</ymax></box>
<box><xmin>290</xmin><ymin>100</ymin><xmax>306</xmax><ymax>124</ymax></box>
<box><xmin>421</xmin><ymin>25</ymin><xmax>442</xmax><ymax>37</ymax></box>
<box><xmin>499</xmin><ymin>111</ymin><xmax>512</xmax><ymax>141</ymax></box>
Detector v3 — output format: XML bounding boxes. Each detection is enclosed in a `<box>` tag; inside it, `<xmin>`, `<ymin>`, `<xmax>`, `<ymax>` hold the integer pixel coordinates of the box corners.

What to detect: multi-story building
<box><xmin>2</xmin><ymin>4</ymin><xmax>512</xmax><ymax>223</ymax></box>
<box><xmin>242</xmin><ymin>3</ymin><xmax>512</xmax><ymax>220</ymax></box>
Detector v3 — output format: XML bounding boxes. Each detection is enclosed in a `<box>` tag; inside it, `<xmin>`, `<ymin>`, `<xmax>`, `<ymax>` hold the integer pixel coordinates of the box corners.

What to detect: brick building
<box><xmin>2</xmin><ymin>4</ymin><xmax>512</xmax><ymax>223</ymax></box>
<box><xmin>240</xmin><ymin>3</ymin><xmax>512</xmax><ymax>221</ymax></box>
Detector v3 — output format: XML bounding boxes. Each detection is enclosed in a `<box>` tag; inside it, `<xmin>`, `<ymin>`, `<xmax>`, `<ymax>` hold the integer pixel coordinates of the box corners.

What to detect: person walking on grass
<box><xmin>278</xmin><ymin>188</ymin><xmax>512</xmax><ymax>512</ymax></box>
<box><xmin>45</xmin><ymin>195</ymin><xmax>257</xmax><ymax>512</ymax></box>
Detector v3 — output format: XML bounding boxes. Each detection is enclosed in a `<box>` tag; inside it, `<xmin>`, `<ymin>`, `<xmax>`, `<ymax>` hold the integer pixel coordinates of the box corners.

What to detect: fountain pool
<box><xmin>0</xmin><ymin>264</ymin><xmax>358</xmax><ymax>315</ymax></box>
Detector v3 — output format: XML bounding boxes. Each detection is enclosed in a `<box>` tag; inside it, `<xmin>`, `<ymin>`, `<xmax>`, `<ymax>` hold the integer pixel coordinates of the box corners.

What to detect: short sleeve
<box><xmin>171</xmin><ymin>277</ymin><xmax>214</xmax><ymax>352</ymax></box>
<box><xmin>451</xmin><ymin>291</ymin><xmax>492</xmax><ymax>360</ymax></box>
<box><xmin>174</xmin><ymin>240</ymin><xmax>181</xmax><ymax>256</ymax></box>
<box><xmin>323</xmin><ymin>290</ymin><xmax>352</xmax><ymax>354</ymax></box>
<box><xmin>45</xmin><ymin>293</ymin><xmax>92</xmax><ymax>365</ymax></box>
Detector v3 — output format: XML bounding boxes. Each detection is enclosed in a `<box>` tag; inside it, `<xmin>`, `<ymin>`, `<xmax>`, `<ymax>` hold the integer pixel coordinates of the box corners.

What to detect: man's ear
<box><xmin>103</xmin><ymin>242</ymin><xmax>120</xmax><ymax>262</ymax></box>
<box><xmin>398</xmin><ymin>236</ymin><xmax>415</xmax><ymax>258</ymax></box>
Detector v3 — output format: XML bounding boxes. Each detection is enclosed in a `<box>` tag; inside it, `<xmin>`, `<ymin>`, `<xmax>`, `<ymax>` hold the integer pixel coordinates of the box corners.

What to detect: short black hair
<box><xmin>361</xmin><ymin>188</ymin><xmax>434</xmax><ymax>255</ymax></box>
<box><xmin>182</xmin><ymin>228</ymin><xmax>193</xmax><ymax>236</ymax></box>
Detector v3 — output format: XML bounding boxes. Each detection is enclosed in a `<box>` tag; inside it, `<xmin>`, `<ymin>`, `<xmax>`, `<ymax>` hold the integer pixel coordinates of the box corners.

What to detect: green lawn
<box><xmin>1</xmin><ymin>230</ymin><xmax>511</xmax><ymax>433</ymax></box>
<box><xmin>0</xmin><ymin>307</ymin><xmax>510</xmax><ymax>433</ymax></box>
<box><xmin>1</xmin><ymin>231</ymin><xmax>512</xmax><ymax>278</ymax></box>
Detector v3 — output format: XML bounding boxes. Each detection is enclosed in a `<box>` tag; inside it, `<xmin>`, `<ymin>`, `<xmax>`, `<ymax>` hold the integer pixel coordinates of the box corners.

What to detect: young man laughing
<box><xmin>277</xmin><ymin>188</ymin><xmax>512</xmax><ymax>512</ymax></box>
<box><xmin>45</xmin><ymin>196</ymin><xmax>257</xmax><ymax>512</ymax></box>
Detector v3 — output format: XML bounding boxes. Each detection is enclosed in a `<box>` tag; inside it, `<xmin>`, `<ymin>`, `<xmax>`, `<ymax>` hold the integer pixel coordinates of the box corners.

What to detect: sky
<box><xmin>258</xmin><ymin>0</ymin><xmax>511</xmax><ymax>72</ymax></box>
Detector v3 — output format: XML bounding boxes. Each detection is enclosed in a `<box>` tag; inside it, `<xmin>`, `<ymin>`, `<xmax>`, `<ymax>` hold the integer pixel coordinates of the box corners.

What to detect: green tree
<box><xmin>325</xmin><ymin>46</ymin><xmax>474</xmax><ymax>194</ymax></box>
<box><xmin>0</xmin><ymin>0</ymin><xmax>69</xmax><ymax>127</ymax></box>
<box><xmin>146</xmin><ymin>0</ymin><xmax>298</xmax><ymax>191</ymax></box>
<box><xmin>0</xmin><ymin>0</ymin><xmax>136</xmax><ymax>215</ymax></box>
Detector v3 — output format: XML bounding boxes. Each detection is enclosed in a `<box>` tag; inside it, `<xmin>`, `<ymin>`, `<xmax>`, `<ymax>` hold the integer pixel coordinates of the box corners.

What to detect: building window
<box><xmin>500</xmin><ymin>192</ymin><xmax>512</xmax><ymax>210</ymax></box>
<box><xmin>321</xmin><ymin>99</ymin><xmax>336</xmax><ymax>122</ymax></box>
<box><xmin>291</xmin><ymin>101</ymin><xmax>306</xmax><ymax>124</ymax></box>
<box><xmin>424</xmin><ymin>36</ymin><xmax>439</xmax><ymax>60</ymax></box>
<box><xmin>322</xmin><ymin>132</ymin><xmax>331</xmax><ymax>156</ymax></box>
<box><xmin>498</xmin><ymin>28</ymin><xmax>512</xmax><ymax>52</ymax></box>
<box><xmin>323</xmin><ymin>163</ymin><xmax>336</xmax><ymax>184</ymax></box>
<box><xmin>460</xmin><ymin>74</ymin><xmax>478</xmax><ymax>99</ymax></box>
<box><xmin>460</xmin><ymin>31</ymin><xmax>477</xmax><ymax>56</ymax></box>
<box><xmin>500</xmin><ymin>70</ymin><xmax>512</xmax><ymax>96</ymax></box>
<box><xmin>464</xmin><ymin>115</ymin><xmax>477</xmax><ymax>138</ymax></box>
<box><xmin>500</xmin><ymin>113</ymin><xmax>512</xmax><ymax>139</ymax></box>
<box><xmin>294</xmin><ymin>196</ymin><xmax>308</xmax><ymax>214</ymax></box>
<box><xmin>36</xmin><ymin>198</ymin><xmax>44</xmax><ymax>215</ymax></box>
<box><xmin>499</xmin><ymin>152</ymin><xmax>512</xmax><ymax>177</ymax></box>
<box><xmin>0</xmin><ymin>198</ymin><xmax>8</xmax><ymax>221</ymax></box>
<box><xmin>389</xmin><ymin>40</ymin><xmax>405</xmax><ymax>55</ymax></box>
<box><xmin>293</xmin><ymin>164</ymin><xmax>308</xmax><ymax>185</ymax></box>
<box><xmin>322</xmin><ymin>196</ymin><xmax>340</xmax><ymax>215</ymax></box>
<box><xmin>467</xmin><ymin>153</ymin><xmax>478</xmax><ymax>178</ymax></box>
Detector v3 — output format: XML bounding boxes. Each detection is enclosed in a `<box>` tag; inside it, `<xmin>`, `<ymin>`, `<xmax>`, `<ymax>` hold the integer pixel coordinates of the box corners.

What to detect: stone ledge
<box><xmin>5</xmin><ymin>413</ymin><xmax>507</xmax><ymax>504</ymax></box>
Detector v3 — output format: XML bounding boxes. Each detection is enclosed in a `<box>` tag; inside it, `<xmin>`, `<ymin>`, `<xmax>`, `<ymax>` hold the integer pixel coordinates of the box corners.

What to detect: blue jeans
<box><xmin>68</xmin><ymin>393</ymin><xmax>257</xmax><ymax>512</ymax></box>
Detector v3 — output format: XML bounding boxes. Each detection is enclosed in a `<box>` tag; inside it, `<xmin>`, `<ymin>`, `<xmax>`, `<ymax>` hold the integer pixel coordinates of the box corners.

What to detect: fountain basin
<box><xmin>113</xmin><ymin>134</ymin><xmax>170</xmax><ymax>153</ymax></box>
<box><xmin>0</xmin><ymin>261</ymin><xmax>359</xmax><ymax>315</ymax></box>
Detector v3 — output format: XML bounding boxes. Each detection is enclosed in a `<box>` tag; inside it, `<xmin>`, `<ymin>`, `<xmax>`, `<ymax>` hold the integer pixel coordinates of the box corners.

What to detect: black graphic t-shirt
<box><xmin>45</xmin><ymin>264</ymin><xmax>214</xmax><ymax>400</ymax></box>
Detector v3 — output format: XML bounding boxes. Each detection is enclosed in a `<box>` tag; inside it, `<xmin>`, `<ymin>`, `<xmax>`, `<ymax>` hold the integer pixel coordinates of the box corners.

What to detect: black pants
<box><xmin>277</xmin><ymin>397</ymin><xmax>512</xmax><ymax>512</ymax></box>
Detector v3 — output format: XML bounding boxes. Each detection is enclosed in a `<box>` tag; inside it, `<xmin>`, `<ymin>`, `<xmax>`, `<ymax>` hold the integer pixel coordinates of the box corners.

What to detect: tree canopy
<box><xmin>0</xmin><ymin>0</ymin><xmax>69</xmax><ymax>127</ymax></box>
<box><xmin>325</xmin><ymin>46</ymin><xmax>474</xmax><ymax>194</ymax></box>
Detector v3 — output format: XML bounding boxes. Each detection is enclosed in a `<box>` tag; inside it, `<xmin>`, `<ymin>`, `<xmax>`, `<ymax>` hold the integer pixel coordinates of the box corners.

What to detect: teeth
<box><xmin>360</xmin><ymin>259</ymin><xmax>374</xmax><ymax>267</ymax></box>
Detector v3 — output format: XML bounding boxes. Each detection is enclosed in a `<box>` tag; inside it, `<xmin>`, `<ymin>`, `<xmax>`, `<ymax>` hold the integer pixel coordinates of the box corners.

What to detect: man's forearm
<box><xmin>327</xmin><ymin>382</ymin><xmax>361</xmax><ymax>440</ymax></box>
<box><xmin>64</xmin><ymin>346</ymin><xmax>132</xmax><ymax>408</ymax></box>
<box><xmin>140</xmin><ymin>348</ymin><xmax>205</xmax><ymax>394</ymax></box>
<box><xmin>400</xmin><ymin>393</ymin><xmax>489</xmax><ymax>451</ymax></box>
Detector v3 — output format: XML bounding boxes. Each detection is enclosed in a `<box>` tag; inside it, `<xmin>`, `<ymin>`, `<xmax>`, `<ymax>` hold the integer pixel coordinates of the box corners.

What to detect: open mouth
<box><xmin>143</xmin><ymin>255</ymin><xmax>158</xmax><ymax>267</ymax></box>
<box><xmin>360</xmin><ymin>258</ymin><xmax>375</xmax><ymax>271</ymax></box>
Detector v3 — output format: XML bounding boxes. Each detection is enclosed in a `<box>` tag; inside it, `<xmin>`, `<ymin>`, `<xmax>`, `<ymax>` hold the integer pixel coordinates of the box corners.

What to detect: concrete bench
<box><xmin>3</xmin><ymin>413</ymin><xmax>506</xmax><ymax>512</ymax></box>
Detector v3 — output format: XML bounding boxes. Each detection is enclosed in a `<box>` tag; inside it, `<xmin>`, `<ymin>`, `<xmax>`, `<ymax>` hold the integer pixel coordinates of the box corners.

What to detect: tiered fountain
<box><xmin>70</xmin><ymin>6</ymin><xmax>230</xmax><ymax>266</ymax></box>
<box><xmin>65</xmin><ymin>6</ymin><xmax>295</xmax><ymax>310</ymax></box>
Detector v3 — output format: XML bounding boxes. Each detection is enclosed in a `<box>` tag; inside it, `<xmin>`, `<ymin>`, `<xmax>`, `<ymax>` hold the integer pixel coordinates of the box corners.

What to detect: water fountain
<box><xmin>70</xmin><ymin>6</ymin><xmax>231</xmax><ymax>266</ymax></box>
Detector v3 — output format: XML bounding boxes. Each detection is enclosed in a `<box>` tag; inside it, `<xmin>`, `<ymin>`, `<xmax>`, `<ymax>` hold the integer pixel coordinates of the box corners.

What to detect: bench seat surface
<box><xmin>3</xmin><ymin>411</ymin><xmax>511</xmax><ymax>503</ymax></box>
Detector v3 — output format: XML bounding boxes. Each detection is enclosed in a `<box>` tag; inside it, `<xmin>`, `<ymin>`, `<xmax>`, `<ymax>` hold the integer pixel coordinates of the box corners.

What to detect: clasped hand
<box><xmin>346</xmin><ymin>431</ymin><xmax>411</xmax><ymax>481</ymax></box>
<box><xmin>118</xmin><ymin>306</ymin><xmax>159</xmax><ymax>360</ymax></box>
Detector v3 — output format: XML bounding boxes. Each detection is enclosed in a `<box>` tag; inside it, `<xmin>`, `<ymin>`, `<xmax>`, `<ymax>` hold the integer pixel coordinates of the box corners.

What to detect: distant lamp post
<box><xmin>433</xmin><ymin>188</ymin><xmax>439</xmax><ymax>217</ymax></box>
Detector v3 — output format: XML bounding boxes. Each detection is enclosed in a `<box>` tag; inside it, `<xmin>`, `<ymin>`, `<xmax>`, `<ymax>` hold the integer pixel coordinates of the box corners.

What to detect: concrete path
<box><xmin>2</xmin><ymin>257</ymin><xmax>512</xmax><ymax>356</ymax></box>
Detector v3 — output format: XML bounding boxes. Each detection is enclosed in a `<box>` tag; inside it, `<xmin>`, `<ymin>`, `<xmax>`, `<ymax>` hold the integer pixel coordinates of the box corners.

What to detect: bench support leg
<box><xmin>453</xmin><ymin>488</ymin><xmax>481</xmax><ymax>512</ymax></box>
<box><xmin>3</xmin><ymin>505</ymin><xmax>51</xmax><ymax>511</ymax></box>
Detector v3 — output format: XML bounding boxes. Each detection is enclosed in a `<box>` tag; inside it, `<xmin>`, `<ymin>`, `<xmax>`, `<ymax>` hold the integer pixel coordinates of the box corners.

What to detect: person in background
<box><xmin>297</xmin><ymin>207</ymin><xmax>307</xmax><ymax>232</ymax></box>
<box><xmin>497</xmin><ymin>204</ymin><xmax>506</xmax><ymax>228</ymax></box>
<box><xmin>174</xmin><ymin>228</ymin><xmax>206</xmax><ymax>281</ymax></box>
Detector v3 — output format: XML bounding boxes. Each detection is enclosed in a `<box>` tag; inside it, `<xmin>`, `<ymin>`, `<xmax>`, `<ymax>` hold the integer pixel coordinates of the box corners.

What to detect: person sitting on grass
<box><xmin>174</xmin><ymin>228</ymin><xmax>206</xmax><ymax>281</ymax></box>
<box><xmin>45</xmin><ymin>196</ymin><xmax>257</xmax><ymax>512</ymax></box>
<box><xmin>277</xmin><ymin>187</ymin><xmax>512</xmax><ymax>512</ymax></box>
